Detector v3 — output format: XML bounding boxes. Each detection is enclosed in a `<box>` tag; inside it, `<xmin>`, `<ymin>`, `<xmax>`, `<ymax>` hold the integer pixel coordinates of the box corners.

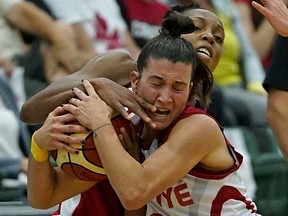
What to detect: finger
<box><xmin>252</xmin><ymin>1</ymin><xmax>267</xmax><ymax>15</ymax></box>
<box><xmin>55</xmin><ymin>134</ymin><xmax>86</xmax><ymax>148</ymax></box>
<box><xmin>135</xmin><ymin>96</ymin><xmax>157</xmax><ymax>113</ymax></box>
<box><xmin>61</xmin><ymin>124</ymin><xmax>89</xmax><ymax>134</ymax></box>
<box><xmin>113</xmin><ymin>101</ymin><xmax>131</xmax><ymax>120</ymax></box>
<box><xmin>62</xmin><ymin>103</ymin><xmax>77</xmax><ymax>114</ymax></box>
<box><xmin>71</xmin><ymin>87</ymin><xmax>88</xmax><ymax>101</ymax></box>
<box><xmin>118</xmin><ymin>133</ymin><xmax>127</xmax><ymax>150</ymax></box>
<box><xmin>82</xmin><ymin>79</ymin><xmax>99</xmax><ymax>98</ymax></box>
<box><xmin>120</xmin><ymin>127</ymin><xmax>132</xmax><ymax>148</ymax></box>
<box><xmin>128</xmin><ymin>105</ymin><xmax>156</xmax><ymax>128</ymax></box>
<box><xmin>57</xmin><ymin>142</ymin><xmax>80</xmax><ymax>154</ymax></box>
<box><xmin>69</xmin><ymin>97</ymin><xmax>80</xmax><ymax>106</ymax></box>
<box><xmin>50</xmin><ymin>106</ymin><xmax>67</xmax><ymax>117</ymax></box>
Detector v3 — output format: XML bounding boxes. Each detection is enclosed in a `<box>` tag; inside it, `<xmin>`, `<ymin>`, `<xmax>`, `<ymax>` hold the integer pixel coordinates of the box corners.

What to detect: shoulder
<box><xmin>169</xmin><ymin>112</ymin><xmax>224</xmax><ymax>149</ymax></box>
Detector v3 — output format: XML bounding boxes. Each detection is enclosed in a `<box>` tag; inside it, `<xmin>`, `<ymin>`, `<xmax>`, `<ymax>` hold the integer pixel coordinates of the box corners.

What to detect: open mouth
<box><xmin>154</xmin><ymin>108</ymin><xmax>171</xmax><ymax>116</ymax></box>
<box><xmin>197</xmin><ymin>48</ymin><xmax>211</xmax><ymax>57</ymax></box>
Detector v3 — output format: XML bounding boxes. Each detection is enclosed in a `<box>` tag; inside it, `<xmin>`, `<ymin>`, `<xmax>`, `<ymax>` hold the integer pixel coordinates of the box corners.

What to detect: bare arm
<box><xmin>5</xmin><ymin>2</ymin><xmax>82</xmax><ymax>72</ymax></box>
<box><xmin>267</xmin><ymin>89</ymin><xmax>288</xmax><ymax>162</ymax></box>
<box><xmin>252</xmin><ymin>0</ymin><xmax>288</xmax><ymax>37</ymax></box>
<box><xmin>28</xmin><ymin>107</ymin><xmax>95</xmax><ymax>209</ymax></box>
<box><xmin>64</xmin><ymin>81</ymin><xmax>233</xmax><ymax>210</ymax></box>
<box><xmin>72</xmin><ymin>23</ymin><xmax>96</xmax><ymax>57</ymax></box>
<box><xmin>20</xmin><ymin>51</ymin><xmax>156</xmax><ymax>125</ymax></box>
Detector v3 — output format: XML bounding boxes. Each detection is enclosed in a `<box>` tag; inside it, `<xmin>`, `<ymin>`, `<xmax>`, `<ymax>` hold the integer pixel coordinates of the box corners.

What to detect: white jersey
<box><xmin>133</xmin><ymin>105</ymin><xmax>261</xmax><ymax>216</ymax></box>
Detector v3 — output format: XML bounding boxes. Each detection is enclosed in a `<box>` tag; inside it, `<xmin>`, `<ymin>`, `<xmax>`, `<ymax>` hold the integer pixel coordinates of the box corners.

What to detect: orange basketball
<box><xmin>50</xmin><ymin>114</ymin><xmax>133</xmax><ymax>181</ymax></box>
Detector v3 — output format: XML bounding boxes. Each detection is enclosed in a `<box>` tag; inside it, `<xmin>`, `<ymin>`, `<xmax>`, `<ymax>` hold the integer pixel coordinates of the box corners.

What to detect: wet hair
<box><xmin>137</xmin><ymin>10</ymin><xmax>213</xmax><ymax>105</ymax></box>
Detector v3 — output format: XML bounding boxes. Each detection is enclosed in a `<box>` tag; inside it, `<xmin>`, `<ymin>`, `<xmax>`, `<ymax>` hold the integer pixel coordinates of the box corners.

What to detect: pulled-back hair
<box><xmin>137</xmin><ymin>11</ymin><xmax>196</xmax><ymax>72</ymax></box>
<box><xmin>137</xmin><ymin>10</ymin><xmax>213</xmax><ymax>105</ymax></box>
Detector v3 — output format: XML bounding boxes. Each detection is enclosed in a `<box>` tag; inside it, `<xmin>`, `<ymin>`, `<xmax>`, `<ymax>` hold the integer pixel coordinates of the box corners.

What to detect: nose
<box><xmin>157</xmin><ymin>88</ymin><xmax>173</xmax><ymax>104</ymax></box>
<box><xmin>202</xmin><ymin>32</ymin><xmax>214</xmax><ymax>45</ymax></box>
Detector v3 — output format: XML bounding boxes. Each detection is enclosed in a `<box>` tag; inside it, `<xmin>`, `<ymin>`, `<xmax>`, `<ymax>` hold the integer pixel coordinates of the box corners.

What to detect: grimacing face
<box><xmin>131</xmin><ymin>58</ymin><xmax>192</xmax><ymax>131</ymax></box>
<box><xmin>181</xmin><ymin>9</ymin><xmax>225</xmax><ymax>72</ymax></box>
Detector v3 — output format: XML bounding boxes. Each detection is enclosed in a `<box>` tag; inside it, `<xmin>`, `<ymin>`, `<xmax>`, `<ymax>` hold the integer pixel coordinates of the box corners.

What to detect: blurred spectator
<box><xmin>43</xmin><ymin>0</ymin><xmax>141</xmax><ymax>60</ymax></box>
<box><xmin>159</xmin><ymin>0</ymin><xmax>193</xmax><ymax>6</ymax></box>
<box><xmin>234</xmin><ymin>0</ymin><xmax>278</xmax><ymax>69</ymax></box>
<box><xmin>0</xmin><ymin>0</ymin><xmax>87</xmax><ymax>100</ymax></box>
<box><xmin>0</xmin><ymin>74</ymin><xmax>29</xmax><ymax>185</ymax></box>
<box><xmin>19</xmin><ymin>0</ymin><xmax>95</xmax><ymax>88</ymax></box>
<box><xmin>117</xmin><ymin>0</ymin><xmax>169</xmax><ymax>48</ymax></box>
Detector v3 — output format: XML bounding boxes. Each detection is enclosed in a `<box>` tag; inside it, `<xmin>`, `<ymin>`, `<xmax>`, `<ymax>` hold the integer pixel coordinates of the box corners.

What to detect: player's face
<box><xmin>181</xmin><ymin>9</ymin><xmax>224</xmax><ymax>72</ymax></box>
<box><xmin>131</xmin><ymin>58</ymin><xmax>192</xmax><ymax>130</ymax></box>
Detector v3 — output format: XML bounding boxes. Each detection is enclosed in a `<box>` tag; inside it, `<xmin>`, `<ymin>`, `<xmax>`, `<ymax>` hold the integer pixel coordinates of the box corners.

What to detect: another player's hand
<box><xmin>95</xmin><ymin>78</ymin><xmax>157</xmax><ymax>128</ymax></box>
<box><xmin>252</xmin><ymin>0</ymin><xmax>288</xmax><ymax>37</ymax></box>
<box><xmin>64</xmin><ymin>80</ymin><xmax>113</xmax><ymax>131</ymax></box>
<box><xmin>119</xmin><ymin>123</ymin><xmax>143</xmax><ymax>162</ymax></box>
<box><xmin>34</xmin><ymin>106</ymin><xmax>88</xmax><ymax>154</ymax></box>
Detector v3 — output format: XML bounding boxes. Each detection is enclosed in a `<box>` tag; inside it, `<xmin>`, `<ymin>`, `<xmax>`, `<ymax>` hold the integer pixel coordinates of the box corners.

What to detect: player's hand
<box><xmin>64</xmin><ymin>80</ymin><xmax>113</xmax><ymax>131</ymax></box>
<box><xmin>95</xmin><ymin>78</ymin><xmax>157</xmax><ymax>128</ymax></box>
<box><xmin>34</xmin><ymin>106</ymin><xmax>88</xmax><ymax>154</ymax></box>
<box><xmin>252</xmin><ymin>0</ymin><xmax>288</xmax><ymax>37</ymax></box>
<box><xmin>119</xmin><ymin>122</ymin><xmax>143</xmax><ymax>162</ymax></box>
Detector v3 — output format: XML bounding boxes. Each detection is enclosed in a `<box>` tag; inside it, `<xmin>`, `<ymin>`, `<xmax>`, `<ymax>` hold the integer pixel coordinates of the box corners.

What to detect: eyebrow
<box><xmin>149</xmin><ymin>75</ymin><xmax>189</xmax><ymax>86</ymax></box>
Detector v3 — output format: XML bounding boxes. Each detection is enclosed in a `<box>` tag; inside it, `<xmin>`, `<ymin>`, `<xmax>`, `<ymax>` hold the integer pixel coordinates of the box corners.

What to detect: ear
<box><xmin>130</xmin><ymin>71</ymin><xmax>140</xmax><ymax>93</ymax></box>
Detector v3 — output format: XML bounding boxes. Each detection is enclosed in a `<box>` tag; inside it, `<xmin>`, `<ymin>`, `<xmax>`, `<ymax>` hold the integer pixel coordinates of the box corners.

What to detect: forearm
<box><xmin>93</xmin><ymin>125</ymin><xmax>152</xmax><ymax>210</ymax></box>
<box><xmin>267</xmin><ymin>90</ymin><xmax>288</xmax><ymax>162</ymax></box>
<box><xmin>20</xmin><ymin>73</ymin><xmax>83</xmax><ymax>124</ymax></box>
<box><xmin>27</xmin><ymin>156</ymin><xmax>57</xmax><ymax>209</ymax></box>
<box><xmin>28</xmin><ymin>132</ymin><xmax>95</xmax><ymax>209</ymax></box>
<box><xmin>20</xmin><ymin>51</ymin><xmax>135</xmax><ymax>124</ymax></box>
<box><xmin>6</xmin><ymin>2</ymin><xmax>65</xmax><ymax>45</ymax></box>
<box><xmin>28</xmin><ymin>132</ymin><xmax>59</xmax><ymax>208</ymax></box>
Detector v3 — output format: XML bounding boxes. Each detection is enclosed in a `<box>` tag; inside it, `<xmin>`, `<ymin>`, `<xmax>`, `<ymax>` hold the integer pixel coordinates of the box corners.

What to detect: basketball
<box><xmin>50</xmin><ymin>114</ymin><xmax>133</xmax><ymax>181</ymax></box>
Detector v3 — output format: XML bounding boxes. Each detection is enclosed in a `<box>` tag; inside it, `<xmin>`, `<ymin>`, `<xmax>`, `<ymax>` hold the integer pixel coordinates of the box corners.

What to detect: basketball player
<box><xmin>28</xmin><ymin>8</ymin><xmax>260</xmax><ymax>215</ymax></box>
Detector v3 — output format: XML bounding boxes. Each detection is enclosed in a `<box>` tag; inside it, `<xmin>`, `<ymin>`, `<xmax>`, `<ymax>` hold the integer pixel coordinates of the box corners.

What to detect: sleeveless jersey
<box><xmin>133</xmin><ymin>105</ymin><xmax>261</xmax><ymax>216</ymax></box>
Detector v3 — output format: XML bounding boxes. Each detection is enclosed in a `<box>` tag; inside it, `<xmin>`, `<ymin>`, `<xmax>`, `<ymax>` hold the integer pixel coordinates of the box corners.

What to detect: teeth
<box><xmin>198</xmin><ymin>48</ymin><xmax>211</xmax><ymax>57</ymax></box>
<box><xmin>155</xmin><ymin>108</ymin><xmax>170</xmax><ymax>115</ymax></box>
<box><xmin>157</xmin><ymin>108</ymin><xmax>168</xmax><ymax>112</ymax></box>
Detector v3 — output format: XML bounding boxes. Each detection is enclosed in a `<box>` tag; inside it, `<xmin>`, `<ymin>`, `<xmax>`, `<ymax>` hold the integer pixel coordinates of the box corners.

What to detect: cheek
<box><xmin>181</xmin><ymin>35</ymin><xmax>196</xmax><ymax>45</ymax></box>
<box><xmin>136</xmin><ymin>84</ymin><xmax>157</xmax><ymax>103</ymax></box>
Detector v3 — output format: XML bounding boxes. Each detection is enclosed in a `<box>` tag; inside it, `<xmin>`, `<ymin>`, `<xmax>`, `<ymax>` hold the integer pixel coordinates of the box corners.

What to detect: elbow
<box><xmin>27</xmin><ymin>195</ymin><xmax>53</xmax><ymax>210</ymax></box>
<box><xmin>118</xmin><ymin>188</ymin><xmax>148</xmax><ymax>210</ymax></box>
<box><xmin>20</xmin><ymin>102</ymin><xmax>40</xmax><ymax>124</ymax></box>
<box><xmin>27</xmin><ymin>187</ymin><xmax>56</xmax><ymax>210</ymax></box>
<box><xmin>19</xmin><ymin>102</ymin><xmax>36</xmax><ymax>124</ymax></box>
<box><xmin>19</xmin><ymin>103</ymin><xmax>29</xmax><ymax>123</ymax></box>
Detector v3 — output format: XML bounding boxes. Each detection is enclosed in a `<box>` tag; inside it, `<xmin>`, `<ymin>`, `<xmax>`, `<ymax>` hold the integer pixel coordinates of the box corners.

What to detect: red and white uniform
<box><xmin>133</xmin><ymin>105</ymin><xmax>260</xmax><ymax>216</ymax></box>
<box><xmin>53</xmin><ymin>180</ymin><xmax>124</xmax><ymax>216</ymax></box>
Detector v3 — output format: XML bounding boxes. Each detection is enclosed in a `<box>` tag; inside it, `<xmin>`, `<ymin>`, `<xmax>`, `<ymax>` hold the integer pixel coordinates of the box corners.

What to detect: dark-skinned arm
<box><xmin>20</xmin><ymin>51</ymin><xmax>156</xmax><ymax>125</ymax></box>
